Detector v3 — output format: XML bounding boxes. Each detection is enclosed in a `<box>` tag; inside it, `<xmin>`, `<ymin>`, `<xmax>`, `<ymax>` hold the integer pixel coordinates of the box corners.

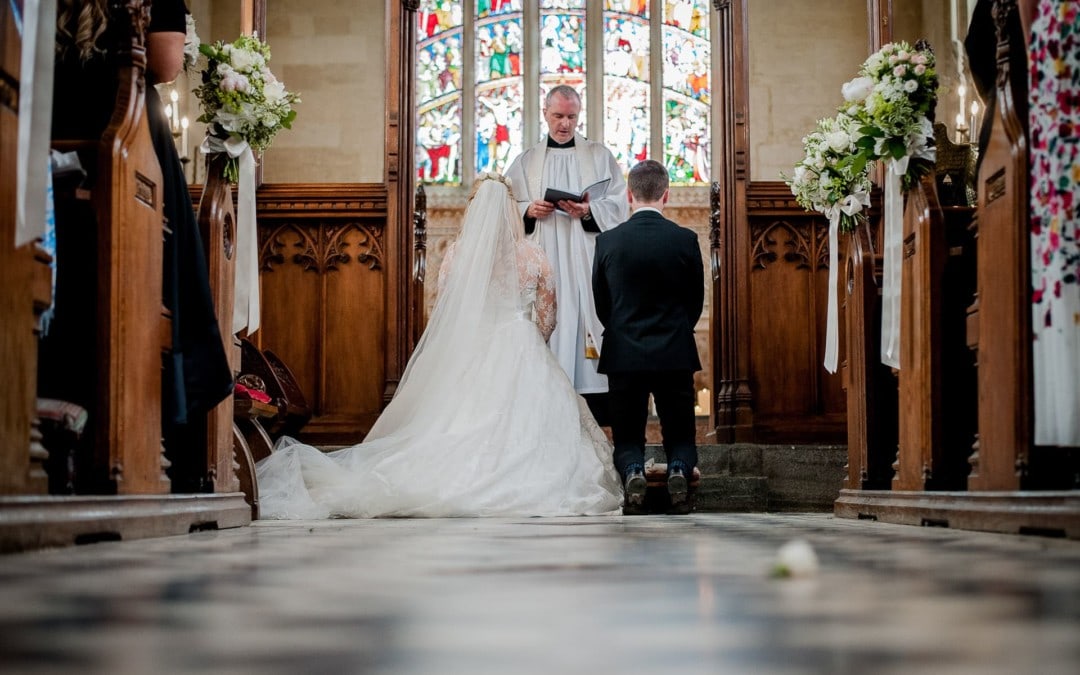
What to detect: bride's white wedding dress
<box><xmin>255</xmin><ymin>177</ymin><xmax>622</xmax><ymax>519</ymax></box>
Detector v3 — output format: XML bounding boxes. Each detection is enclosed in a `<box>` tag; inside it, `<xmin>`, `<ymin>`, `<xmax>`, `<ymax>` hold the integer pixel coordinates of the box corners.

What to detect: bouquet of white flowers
<box><xmin>843</xmin><ymin>40</ymin><xmax>938</xmax><ymax>190</ymax></box>
<box><xmin>194</xmin><ymin>34</ymin><xmax>300</xmax><ymax>182</ymax></box>
<box><xmin>784</xmin><ymin>113</ymin><xmax>872</xmax><ymax>234</ymax></box>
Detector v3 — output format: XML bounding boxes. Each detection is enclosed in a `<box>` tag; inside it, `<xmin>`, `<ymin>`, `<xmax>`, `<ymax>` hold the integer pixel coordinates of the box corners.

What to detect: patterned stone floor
<box><xmin>0</xmin><ymin>514</ymin><xmax>1077</xmax><ymax>674</ymax></box>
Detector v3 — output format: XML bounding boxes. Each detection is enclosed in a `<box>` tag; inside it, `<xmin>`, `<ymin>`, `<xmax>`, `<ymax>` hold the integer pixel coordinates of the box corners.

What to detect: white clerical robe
<box><xmin>505</xmin><ymin>134</ymin><xmax>628</xmax><ymax>394</ymax></box>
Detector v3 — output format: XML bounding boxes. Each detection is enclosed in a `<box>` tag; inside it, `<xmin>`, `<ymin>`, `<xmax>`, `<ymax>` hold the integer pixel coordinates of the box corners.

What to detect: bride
<box><xmin>256</xmin><ymin>174</ymin><xmax>623</xmax><ymax>518</ymax></box>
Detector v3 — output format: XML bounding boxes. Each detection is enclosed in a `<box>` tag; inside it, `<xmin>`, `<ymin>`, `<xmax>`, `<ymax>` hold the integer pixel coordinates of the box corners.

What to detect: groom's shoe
<box><xmin>667</xmin><ymin>463</ymin><xmax>691</xmax><ymax>515</ymax></box>
<box><xmin>623</xmin><ymin>465</ymin><xmax>647</xmax><ymax>515</ymax></box>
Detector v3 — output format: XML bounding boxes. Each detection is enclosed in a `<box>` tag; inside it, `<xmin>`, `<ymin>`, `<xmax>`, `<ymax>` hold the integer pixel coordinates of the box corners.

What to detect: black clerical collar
<box><xmin>546</xmin><ymin>136</ymin><xmax>575</xmax><ymax>148</ymax></box>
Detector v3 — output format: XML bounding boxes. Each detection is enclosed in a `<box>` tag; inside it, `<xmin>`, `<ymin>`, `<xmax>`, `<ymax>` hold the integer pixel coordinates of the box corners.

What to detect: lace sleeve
<box><xmin>437</xmin><ymin>241</ymin><xmax>457</xmax><ymax>297</ymax></box>
<box><xmin>531</xmin><ymin>246</ymin><xmax>557</xmax><ymax>343</ymax></box>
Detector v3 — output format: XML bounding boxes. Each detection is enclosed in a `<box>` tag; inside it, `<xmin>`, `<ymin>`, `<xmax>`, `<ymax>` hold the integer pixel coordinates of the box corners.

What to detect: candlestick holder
<box><xmin>934</xmin><ymin>122</ymin><xmax>977</xmax><ymax>207</ymax></box>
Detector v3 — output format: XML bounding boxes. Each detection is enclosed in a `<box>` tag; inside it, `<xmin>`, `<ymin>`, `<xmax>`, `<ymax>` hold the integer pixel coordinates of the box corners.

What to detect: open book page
<box><xmin>544</xmin><ymin>177</ymin><xmax>612</xmax><ymax>211</ymax></box>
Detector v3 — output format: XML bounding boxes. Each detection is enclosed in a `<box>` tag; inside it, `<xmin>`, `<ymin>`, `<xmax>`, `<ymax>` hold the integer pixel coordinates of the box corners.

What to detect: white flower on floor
<box><xmin>771</xmin><ymin>538</ymin><xmax>820</xmax><ymax>578</ymax></box>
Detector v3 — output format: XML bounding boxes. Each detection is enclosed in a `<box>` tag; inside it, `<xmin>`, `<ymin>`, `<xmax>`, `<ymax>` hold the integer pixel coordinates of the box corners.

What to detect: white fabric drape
<box><xmin>15</xmin><ymin>0</ymin><xmax>56</xmax><ymax>247</ymax></box>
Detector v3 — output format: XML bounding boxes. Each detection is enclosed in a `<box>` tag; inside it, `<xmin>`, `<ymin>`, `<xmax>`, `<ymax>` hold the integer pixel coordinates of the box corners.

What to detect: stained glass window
<box><xmin>539</xmin><ymin>0</ymin><xmax>587</xmax><ymax>139</ymax></box>
<box><xmin>603</xmin><ymin>2</ymin><xmax>649</xmax><ymax>170</ymax></box>
<box><xmin>417</xmin><ymin>1</ymin><xmax>464</xmax><ymax>184</ymax></box>
<box><xmin>663</xmin><ymin>0</ymin><xmax>710</xmax><ymax>184</ymax></box>
<box><xmin>415</xmin><ymin>1</ymin><xmax>712</xmax><ymax>186</ymax></box>
<box><xmin>475</xmin><ymin>2</ymin><xmax>524</xmax><ymax>175</ymax></box>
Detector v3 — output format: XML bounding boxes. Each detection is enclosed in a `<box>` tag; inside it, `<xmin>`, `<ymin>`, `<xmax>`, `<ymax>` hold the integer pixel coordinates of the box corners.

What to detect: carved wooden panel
<box><xmin>747</xmin><ymin>183</ymin><xmax>845</xmax><ymax>443</ymax></box>
<box><xmin>251</xmin><ymin>184</ymin><xmax>390</xmax><ymax>445</ymax></box>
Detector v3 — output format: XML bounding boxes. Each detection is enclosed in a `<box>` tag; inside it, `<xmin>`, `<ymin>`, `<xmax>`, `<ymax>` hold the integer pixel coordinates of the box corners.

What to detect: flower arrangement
<box><xmin>194</xmin><ymin>34</ymin><xmax>300</xmax><ymax>182</ymax></box>
<box><xmin>784</xmin><ymin>112</ymin><xmax>872</xmax><ymax>233</ymax></box>
<box><xmin>784</xmin><ymin>41</ymin><xmax>938</xmax><ymax>230</ymax></box>
<box><xmin>843</xmin><ymin>40</ymin><xmax>938</xmax><ymax>190</ymax></box>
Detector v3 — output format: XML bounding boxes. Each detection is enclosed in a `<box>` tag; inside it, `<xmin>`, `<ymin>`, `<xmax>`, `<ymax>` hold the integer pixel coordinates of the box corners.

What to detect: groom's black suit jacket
<box><xmin>591</xmin><ymin>209</ymin><xmax>704</xmax><ymax>374</ymax></box>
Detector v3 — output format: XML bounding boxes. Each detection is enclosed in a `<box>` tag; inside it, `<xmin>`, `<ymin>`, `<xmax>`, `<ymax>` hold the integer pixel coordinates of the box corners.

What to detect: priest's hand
<box><xmin>527</xmin><ymin>200</ymin><xmax>556</xmax><ymax>219</ymax></box>
<box><xmin>558</xmin><ymin>194</ymin><xmax>591</xmax><ymax>221</ymax></box>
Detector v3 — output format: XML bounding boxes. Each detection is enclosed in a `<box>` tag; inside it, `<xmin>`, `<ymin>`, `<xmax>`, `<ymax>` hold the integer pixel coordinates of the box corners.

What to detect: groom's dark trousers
<box><xmin>592</xmin><ymin>208</ymin><xmax>704</xmax><ymax>479</ymax></box>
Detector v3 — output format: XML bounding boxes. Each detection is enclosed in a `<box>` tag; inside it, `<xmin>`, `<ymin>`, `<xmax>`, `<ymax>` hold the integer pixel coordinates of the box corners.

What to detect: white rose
<box><xmin>772</xmin><ymin>539</ymin><xmax>819</xmax><ymax>578</ymax></box>
<box><xmin>903</xmin><ymin>79</ymin><xmax>919</xmax><ymax>93</ymax></box>
<box><xmin>264</xmin><ymin>79</ymin><xmax>286</xmax><ymax>103</ymax></box>
<box><xmin>842</xmin><ymin>76</ymin><xmax>874</xmax><ymax>102</ymax></box>
<box><xmin>230</xmin><ymin>48</ymin><xmax>258</xmax><ymax>72</ymax></box>
<box><xmin>793</xmin><ymin>165</ymin><xmax>808</xmax><ymax>185</ymax></box>
<box><xmin>826</xmin><ymin>130</ymin><xmax>849</xmax><ymax>153</ymax></box>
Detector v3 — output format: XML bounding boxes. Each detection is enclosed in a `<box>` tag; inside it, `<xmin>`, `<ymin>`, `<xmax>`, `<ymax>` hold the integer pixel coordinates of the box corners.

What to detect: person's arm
<box><xmin>591</xmin><ymin>236</ymin><xmax>611</xmax><ymax>327</ymax></box>
<box><xmin>147</xmin><ymin>31</ymin><xmax>185</xmax><ymax>84</ymax></box>
<box><xmin>584</xmin><ymin>145</ymin><xmax>629</xmax><ymax>232</ymax></box>
<box><xmin>146</xmin><ymin>0</ymin><xmax>187</xmax><ymax>84</ymax></box>
<box><xmin>684</xmin><ymin>231</ymin><xmax>704</xmax><ymax>328</ymax></box>
<box><xmin>533</xmin><ymin>246</ymin><xmax>558</xmax><ymax>343</ymax></box>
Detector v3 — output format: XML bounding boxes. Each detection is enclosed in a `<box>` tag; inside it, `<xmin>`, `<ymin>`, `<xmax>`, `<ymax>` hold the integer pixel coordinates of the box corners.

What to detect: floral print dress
<box><xmin>1029</xmin><ymin>0</ymin><xmax>1080</xmax><ymax>446</ymax></box>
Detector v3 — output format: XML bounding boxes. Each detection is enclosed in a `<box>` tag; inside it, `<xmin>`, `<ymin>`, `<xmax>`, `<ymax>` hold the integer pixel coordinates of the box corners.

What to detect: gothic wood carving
<box><xmin>260</xmin><ymin>222</ymin><xmax>385</xmax><ymax>273</ymax></box>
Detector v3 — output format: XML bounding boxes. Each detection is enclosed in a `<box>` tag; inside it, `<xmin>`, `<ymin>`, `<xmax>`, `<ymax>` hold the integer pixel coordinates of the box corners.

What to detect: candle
<box><xmin>958</xmin><ymin>83</ymin><xmax>966</xmax><ymax>122</ymax></box>
<box><xmin>180</xmin><ymin>117</ymin><xmax>189</xmax><ymax>158</ymax></box>
<box><xmin>969</xmin><ymin>100</ymin><xmax>979</xmax><ymax>142</ymax></box>
<box><xmin>955</xmin><ymin>113</ymin><xmax>968</xmax><ymax>144</ymax></box>
<box><xmin>169</xmin><ymin>90</ymin><xmax>180</xmax><ymax>132</ymax></box>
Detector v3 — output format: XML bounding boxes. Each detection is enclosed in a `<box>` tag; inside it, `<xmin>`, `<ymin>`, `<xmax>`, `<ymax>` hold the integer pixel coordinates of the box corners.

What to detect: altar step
<box><xmin>645</xmin><ymin>444</ymin><xmax>847</xmax><ymax>513</ymax></box>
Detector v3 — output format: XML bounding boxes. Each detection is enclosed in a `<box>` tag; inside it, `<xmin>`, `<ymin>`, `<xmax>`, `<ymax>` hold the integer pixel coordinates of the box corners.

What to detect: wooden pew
<box><xmin>841</xmin><ymin>220</ymin><xmax>897</xmax><ymax>491</ymax></box>
<box><xmin>837</xmin><ymin>1</ymin><xmax>1077</xmax><ymax>537</ymax></box>
<box><xmin>197</xmin><ymin>153</ymin><xmax>241</xmax><ymax>494</ymax></box>
<box><xmin>0</xmin><ymin>0</ymin><xmax>250</xmax><ymax>552</ymax></box>
<box><xmin>967</xmin><ymin>0</ymin><xmax>1032</xmax><ymax>490</ymax></box>
<box><xmin>47</xmin><ymin>0</ymin><xmax>170</xmax><ymax>494</ymax></box>
<box><xmin>894</xmin><ymin>173</ymin><xmax>977</xmax><ymax>491</ymax></box>
<box><xmin>0</xmin><ymin>0</ymin><xmax>52</xmax><ymax>496</ymax></box>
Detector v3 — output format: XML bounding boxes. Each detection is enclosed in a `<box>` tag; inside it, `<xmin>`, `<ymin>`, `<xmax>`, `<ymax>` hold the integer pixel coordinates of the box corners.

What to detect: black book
<box><xmin>544</xmin><ymin>177</ymin><xmax>611</xmax><ymax>212</ymax></box>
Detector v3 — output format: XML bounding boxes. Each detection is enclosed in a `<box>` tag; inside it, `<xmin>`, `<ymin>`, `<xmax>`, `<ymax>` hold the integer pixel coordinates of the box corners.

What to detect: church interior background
<box><xmin>1</xmin><ymin>0</ymin><xmax>1078</xmax><ymax>670</ymax></box>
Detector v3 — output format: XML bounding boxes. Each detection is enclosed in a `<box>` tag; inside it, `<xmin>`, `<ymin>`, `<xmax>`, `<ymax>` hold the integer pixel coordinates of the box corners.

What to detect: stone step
<box><xmin>644</xmin><ymin>443</ymin><xmax>847</xmax><ymax>512</ymax></box>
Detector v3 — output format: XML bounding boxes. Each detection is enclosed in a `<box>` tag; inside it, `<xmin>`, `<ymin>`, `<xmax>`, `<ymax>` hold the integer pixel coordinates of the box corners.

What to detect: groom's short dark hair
<box><xmin>627</xmin><ymin>159</ymin><xmax>669</xmax><ymax>202</ymax></box>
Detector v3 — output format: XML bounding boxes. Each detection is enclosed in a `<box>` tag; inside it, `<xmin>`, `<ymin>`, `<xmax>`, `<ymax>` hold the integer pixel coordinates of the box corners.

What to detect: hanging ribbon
<box><xmin>880</xmin><ymin>118</ymin><xmax>935</xmax><ymax>370</ymax></box>
<box><xmin>201</xmin><ymin>135</ymin><xmax>260</xmax><ymax>335</ymax></box>
<box><xmin>15</xmin><ymin>0</ymin><xmax>56</xmax><ymax>247</ymax></box>
<box><xmin>880</xmin><ymin>159</ymin><xmax>904</xmax><ymax>369</ymax></box>
<box><xmin>823</xmin><ymin>208</ymin><xmax>841</xmax><ymax>374</ymax></box>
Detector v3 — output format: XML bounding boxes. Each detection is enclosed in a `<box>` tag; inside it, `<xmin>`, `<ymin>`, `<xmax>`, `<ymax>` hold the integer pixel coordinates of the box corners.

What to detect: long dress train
<box><xmin>255</xmin><ymin>177</ymin><xmax>622</xmax><ymax>518</ymax></box>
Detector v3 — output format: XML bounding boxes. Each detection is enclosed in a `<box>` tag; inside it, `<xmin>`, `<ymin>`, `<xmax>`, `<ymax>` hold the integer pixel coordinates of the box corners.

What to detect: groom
<box><xmin>591</xmin><ymin>160</ymin><xmax>704</xmax><ymax>515</ymax></box>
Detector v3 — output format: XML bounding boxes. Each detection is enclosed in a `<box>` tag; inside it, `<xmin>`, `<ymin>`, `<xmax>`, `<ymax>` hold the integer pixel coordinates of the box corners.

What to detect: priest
<box><xmin>505</xmin><ymin>85</ymin><xmax>628</xmax><ymax>422</ymax></box>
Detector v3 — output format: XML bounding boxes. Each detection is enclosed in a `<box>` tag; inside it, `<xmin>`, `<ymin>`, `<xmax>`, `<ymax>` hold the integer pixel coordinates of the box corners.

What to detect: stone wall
<box><xmin>262</xmin><ymin>0</ymin><xmax>386</xmax><ymax>183</ymax></box>
<box><xmin>747</xmin><ymin>0</ymin><xmax>868</xmax><ymax>182</ymax></box>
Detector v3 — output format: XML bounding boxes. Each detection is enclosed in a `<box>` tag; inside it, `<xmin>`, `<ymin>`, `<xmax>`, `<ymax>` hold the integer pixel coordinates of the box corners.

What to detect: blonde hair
<box><xmin>467</xmin><ymin>172</ymin><xmax>519</xmax><ymax>204</ymax></box>
<box><xmin>56</xmin><ymin>0</ymin><xmax>109</xmax><ymax>62</ymax></box>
